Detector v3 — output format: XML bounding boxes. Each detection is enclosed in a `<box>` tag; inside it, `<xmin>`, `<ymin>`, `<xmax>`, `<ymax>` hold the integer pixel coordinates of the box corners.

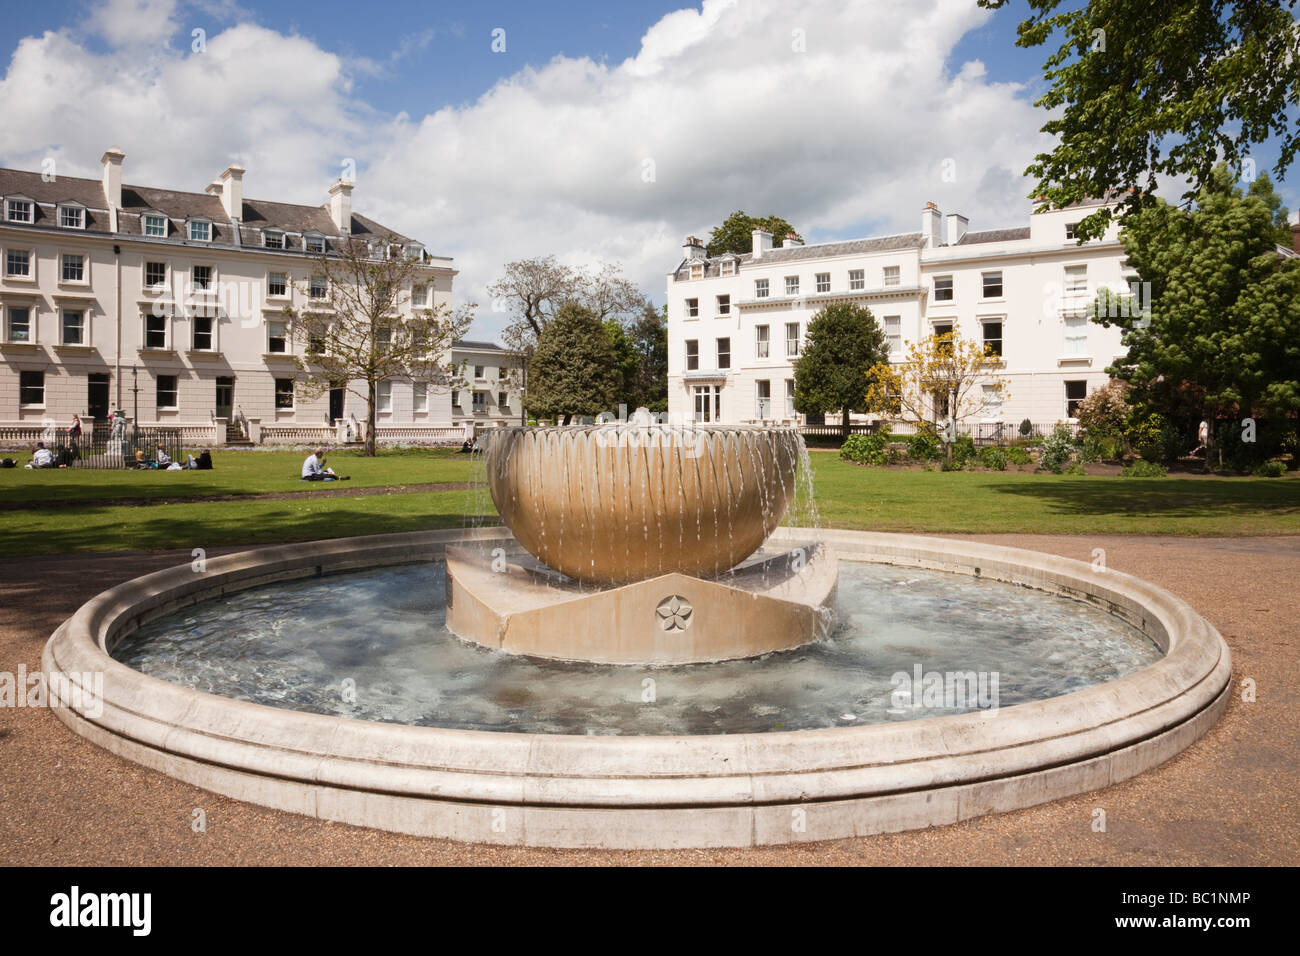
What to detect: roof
<box><xmin>453</xmin><ymin>339</ymin><xmax>507</xmax><ymax>352</ymax></box>
<box><xmin>956</xmin><ymin>227</ymin><xmax>1032</xmax><ymax>245</ymax></box>
<box><xmin>0</xmin><ymin>168</ymin><xmax>113</xmax><ymax>233</ymax></box>
<box><xmin>674</xmin><ymin>232</ymin><xmax>925</xmax><ymax>279</ymax></box>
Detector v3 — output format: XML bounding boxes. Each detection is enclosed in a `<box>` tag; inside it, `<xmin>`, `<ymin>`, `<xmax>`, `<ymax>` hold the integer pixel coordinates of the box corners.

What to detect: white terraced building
<box><xmin>0</xmin><ymin>148</ymin><xmax>475</xmax><ymax>446</ymax></box>
<box><xmin>666</xmin><ymin>199</ymin><xmax>1136</xmax><ymax>431</ymax></box>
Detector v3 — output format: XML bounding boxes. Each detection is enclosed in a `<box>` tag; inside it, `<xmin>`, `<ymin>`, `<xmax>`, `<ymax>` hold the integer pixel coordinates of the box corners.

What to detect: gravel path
<box><xmin>1</xmin><ymin>534</ymin><xmax>1295</xmax><ymax>866</ymax></box>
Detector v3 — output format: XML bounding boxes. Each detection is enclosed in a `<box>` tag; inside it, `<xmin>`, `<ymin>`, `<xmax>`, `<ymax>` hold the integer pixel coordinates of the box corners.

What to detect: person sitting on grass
<box><xmin>302</xmin><ymin>448</ymin><xmax>349</xmax><ymax>482</ymax></box>
<box><xmin>28</xmin><ymin>442</ymin><xmax>54</xmax><ymax>469</ymax></box>
<box><xmin>155</xmin><ymin>442</ymin><xmax>172</xmax><ymax>468</ymax></box>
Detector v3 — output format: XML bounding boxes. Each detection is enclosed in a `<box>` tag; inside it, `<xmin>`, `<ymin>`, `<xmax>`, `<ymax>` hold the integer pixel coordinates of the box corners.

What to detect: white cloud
<box><xmin>1</xmin><ymin>0</ymin><xmax>1054</xmax><ymax>341</ymax></box>
<box><xmin>88</xmin><ymin>0</ymin><xmax>180</xmax><ymax>49</ymax></box>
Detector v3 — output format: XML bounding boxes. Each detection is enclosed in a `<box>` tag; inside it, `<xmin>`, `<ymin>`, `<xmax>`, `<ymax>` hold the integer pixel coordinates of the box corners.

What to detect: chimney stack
<box><xmin>752</xmin><ymin>228</ymin><xmax>773</xmax><ymax>259</ymax></box>
<box><xmin>921</xmin><ymin>202</ymin><xmax>942</xmax><ymax>248</ymax></box>
<box><xmin>101</xmin><ymin>147</ymin><xmax>124</xmax><ymax>219</ymax></box>
<box><xmin>683</xmin><ymin>235</ymin><xmax>705</xmax><ymax>259</ymax></box>
<box><xmin>217</xmin><ymin>164</ymin><xmax>245</xmax><ymax>221</ymax></box>
<box><xmin>784</xmin><ymin>231</ymin><xmax>803</xmax><ymax>248</ymax></box>
<box><xmin>329</xmin><ymin>179</ymin><xmax>353</xmax><ymax>234</ymax></box>
<box><xmin>945</xmin><ymin>212</ymin><xmax>969</xmax><ymax>245</ymax></box>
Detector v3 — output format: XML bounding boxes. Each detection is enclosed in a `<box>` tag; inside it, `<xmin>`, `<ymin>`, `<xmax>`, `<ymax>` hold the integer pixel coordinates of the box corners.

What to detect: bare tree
<box><xmin>283</xmin><ymin>234</ymin><xmax>474</xmax><ymax>456</ymax></box>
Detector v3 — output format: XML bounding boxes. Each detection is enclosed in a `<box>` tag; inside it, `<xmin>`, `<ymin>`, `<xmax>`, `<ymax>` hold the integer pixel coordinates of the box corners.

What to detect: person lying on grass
<box><xmin>301</xmin><ymin>448</ymin><xmax>349</xmax><ymax>482</ymax></box>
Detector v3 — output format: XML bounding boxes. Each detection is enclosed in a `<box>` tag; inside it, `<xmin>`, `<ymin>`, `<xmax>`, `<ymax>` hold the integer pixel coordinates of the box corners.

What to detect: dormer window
<box><xmin>58</xmin><ymin>204</ymin><xmax>86</xmax><ymax>229</ymax></box>
<box><xmin>263</xmin><ymin>229</ymin><xmax>285</xmax><ymax>250</ymax></box>
<box><xmin>305</xmin><ymin>234</ymin><xmax>326</xmax><ymax>254</ymax></box>
<box><xmin>690</xmin><ymin>263</ymin><xmax>703</xmax><ymax>280</ymax></box>
<box><xmin>188</xmin><ymin>219</ymin><xmax>212</xmax><ymax>242</ymax></box>
<box><xmin>721</xmin><ymin>259</ymin><xmax>735</xmax><ymax>276</ymax></box>
<box><xmin>5</xmin><ymin>198</ymin><xmax>33</xmax><ymax>223</ymax></box>
<box><xmin>143</xmin><ymin>213</ymin><xmax>167</xmax><ymax>238</ymax></box>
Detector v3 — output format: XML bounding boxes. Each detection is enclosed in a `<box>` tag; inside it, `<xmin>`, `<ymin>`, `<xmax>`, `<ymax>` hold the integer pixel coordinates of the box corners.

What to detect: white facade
<box><xmin>666</xmin><ymin>200</ymin><xmax>1133</xmax><ymax>429</ymax></box>
<box><xmin>449</xmin><ymin>342</ymin><xmax>522</xmax><ymax>426</ymax></box>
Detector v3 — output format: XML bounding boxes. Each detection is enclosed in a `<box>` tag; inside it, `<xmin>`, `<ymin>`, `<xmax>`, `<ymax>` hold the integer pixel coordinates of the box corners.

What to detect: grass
<box><xmin>1</xmin><ymin>446</ymin><xmax>1297</xmax><ymax>558</ymax></box>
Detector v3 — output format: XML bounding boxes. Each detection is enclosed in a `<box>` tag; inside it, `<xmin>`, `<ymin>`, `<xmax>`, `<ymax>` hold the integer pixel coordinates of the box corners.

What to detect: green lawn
<box><xmin>1</xmin><ymin>446</ymin><xmax>1297</xmax><ymax>558</ymax></box>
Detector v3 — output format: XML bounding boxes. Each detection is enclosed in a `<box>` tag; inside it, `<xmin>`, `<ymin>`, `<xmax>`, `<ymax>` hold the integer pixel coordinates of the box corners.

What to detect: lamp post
<box><xmin>131</xmin><ymin>365</ymin><xmax>140</xmax><ymax>452</ymax></box>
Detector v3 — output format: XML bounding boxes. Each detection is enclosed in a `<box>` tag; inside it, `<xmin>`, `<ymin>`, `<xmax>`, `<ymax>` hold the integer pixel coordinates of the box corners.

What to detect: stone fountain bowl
<box><xmin>484</xmin><ymin>423</ymin><xmax>803</xmax><ymax>584</ymax></box>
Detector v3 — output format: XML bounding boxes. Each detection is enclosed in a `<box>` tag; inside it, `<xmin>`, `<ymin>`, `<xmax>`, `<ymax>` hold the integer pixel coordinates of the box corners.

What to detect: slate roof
<box><xmin>675</xmin><ymin>232</ymin><xmax>926</xmax><ymax>279</ymax></box>
<box><xmin>956</xmin><ymin>227</ymin><xmax>1032</xmax><ymax>245</ymax></box>
<box><xmin>453</xmin><ymin>340</ymin><xmax>507</xmax><ymax>352</ymax></box>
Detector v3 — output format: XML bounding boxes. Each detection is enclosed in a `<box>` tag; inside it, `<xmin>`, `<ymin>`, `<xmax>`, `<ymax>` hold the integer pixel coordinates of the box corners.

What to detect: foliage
<box><xmin>525</xmin><ymin>303</ymin><xmax>621</xmax><ymax>422</ymax></box>
<box><xmin>488</xmin><ymin>257</ymin><xmax>642</xmax><ymax>357</ymax></box>
<box><xmin>793</xmin><ymin>303</ymin><xmax>890</xmax><ymax>434</ymax></box>
<box><xmin>605</xmin><ymin>303</ymin><xmax>669</xmax><ymax>414</ymax></box>
<box><xmin>840</xmin><ymin>431</ymin><xmax>892</xmax><ymax>467</ymax></box>
<box><xmin>978</xmin><ymin>446</ymin><xmax>1009</xmax><ymax>470</ymax></box>
<box><xmin>1019</xmin><ymin>417</ymin><xmax>1033</xmax><ymax>437</ymax></box>
<box><xmin>1121</xmin><ymin>460</ymin><xmax>1170</xmax><ymax>478</ymax></box>
<box><xmin>980</xmin><ymin>0</ymin><xmax>1300</xmax><ymax>242</ymax></box>
<box><xmin>952</xmin><ymin>435</ymin><xmax>977</xmax><ymax>465</ymax></box>
<box><xmin>705</xmin><ymin>211</ymin><xmax>801</xmax><ymax>256</ymax></box>
<box><xmin>1125</xmin><ymin>412</ymin><xmax>1185</xmax><ymax>463</ymax></box>
<box><xmin>284</xmin><ymin>236</ymin><xmax>473</xmax><ymax>456</ymax></box>
<box><xmin>1064</xmin><ymin>461</ymin><xmax>1088</xmax><ymax>476</ymax></box>
<box><xmin>906</xmin><ymin>431</ymin><xmax>942</xmax><ymax>461</ymax></box>
<box><xmin>1213</xmin><ymin>418</ymin><xmax>1299</xmax><ymax>472</ymax></box>
<box><xmin>1075</xmin><ymin>380</ymin><xmax>1131</xmax><ymax>439</ymax></box>
<box><xmin>1006</xmin><ymin>446</ymin><xmax>1033</xmax><ymax>466</ymax></box>
<box><xmin>1254</xmin><ymin>460</ymin><xmax>1287</xmax><ymax>478</ymax></box>
<box><xmin>1081</xmin><ymin>432</ymin><xmax>1126</xmax><ymax>462</ymax></box>
<box><xmin>1037</xmin><ymin>425</ymin><xmax>1077</xmax><ymax>473</ymax></box>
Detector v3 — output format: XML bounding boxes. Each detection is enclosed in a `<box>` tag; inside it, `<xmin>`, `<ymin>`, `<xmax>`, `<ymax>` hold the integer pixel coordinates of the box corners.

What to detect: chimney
<box><xmin>329</xmin><ymin>179</ymin><xmax>353</xmax><ymax>234</ymax></box>
<box><xmin>752</xmin><ymin>228</ymin><xmax>773</xmax><ymax>259</ymax></box>
<box><xmin>217</xmin><ymin>164</ymin><xmax>245</xmax><ymax>220</ymax></box>
<box><xmin>101</xmin><ymin>146</ymin><xmax>124</xmax><ymax>215</ymax></box>
<box><xmin>945</xmin><ymin>212</ymin><xmax>969</xmax><ymax>245</ymax></box>
<box><xmin>921</xmin><ymin>202</ymin><xmax>942</xmax><ymax>248</ymax></box>
<box><xmin>683</xmin><ymin>235</ymin><xmax>705</xmax><ymax>259</ymax></box>
<box><xmin>784</xmin><ymin>231</ymin><xmax>803</xmax><ymax>248</ymax></box>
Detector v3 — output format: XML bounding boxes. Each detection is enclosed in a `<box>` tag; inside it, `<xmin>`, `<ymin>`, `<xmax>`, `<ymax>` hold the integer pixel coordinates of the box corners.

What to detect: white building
<box><xmin>449</xmin><ymin>340</ymin><xmax>522</xmax><ymax>427</ymax></box>
<box><xmin>0</xmin><ymin>148</ymin><xmax>475</xmax><ymax>445</ymax></box>
<box><xmin>666</xmin><ymin>200</ymin><xmax>1134</xmax><ymax>430</ymax></box>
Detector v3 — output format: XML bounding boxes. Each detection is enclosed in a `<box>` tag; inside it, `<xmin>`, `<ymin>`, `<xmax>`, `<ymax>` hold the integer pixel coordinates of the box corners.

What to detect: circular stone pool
<box><xmin>112</xmin><ymin>561</ymin><xmax>1162</xmax><ymax>735</ymax></box>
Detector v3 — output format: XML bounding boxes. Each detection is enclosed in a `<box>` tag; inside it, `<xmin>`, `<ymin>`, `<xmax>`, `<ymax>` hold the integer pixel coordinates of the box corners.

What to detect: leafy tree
<box><xmin>285</xmin><ymin>235</ymin><xmax>473</xmax><ymax>457</ymax></box>
<box><xmin>865</xmin><ymin>332</ymin><xmax>1010</xmax><ymax>460</ymax></box>
<box><xmin>793</xmin><ymin>302</ymin><xmax>890</xmax><ymax>435</ymax></box>
<box><xmin>1249</xmin><ymin>173</ymin><xmax>1295</xmax><ymax>248</ymax></box>
<box><xmin>488</xmin><ymin>257</ymin><xmax>641</xmax><ymax>356</ymax></box>
<box><xmin>526</xmin><ymin>303</ymin><xmax>621</xmax><ymax>423</ymax></box>
<box><xmin>1091</xmin><ymin>165</ymin><xmax>1300</xmax><ymax>468</ymax></box>
<box><xmin>705</xmin><ymin>210</ymin><xmax>802</xmax><ymax>256</ymax></box>
<box><xmin>605</xmin><ymin>302</ymin><xmax>669</xmax><ymax>413</ymax></box>
<box><xmin>981</xmin><ymin>0</ymin><xmax>1300</xmax><ymax>240</ymax></box>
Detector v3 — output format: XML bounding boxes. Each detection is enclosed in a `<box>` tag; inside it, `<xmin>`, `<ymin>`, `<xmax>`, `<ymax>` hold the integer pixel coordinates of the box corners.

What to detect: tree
<box><xmin>606</xmin><ymin>301</ymin><xmax>669</xmax><ymax>414</ymax></box>
<box><xmin>284</xmin><ymin>235</ymin><xmax>474</xmax><ymax>457</ymax></box>
<box><xmin>526</xmin><ymin>303</ymin><xmax>621</xmax><ymax>423</ymax></box>
<box><xmin>865</xmin><ymin>331</ymin><xmax>1009</xmax><ymax>460</ymax></box>
<box><xmin>793</xmin><ymin>303</ymin><xmax>890</xmax><ymax>435</ymax></box>
<box><xmin>1091</xmin><ymin>164</ymin><xmax>1300</xmax><ymax>468</ymax></box>
<box><xmin>981</xmin><ymin>0</ymin><xmax>1300</xmax><ymax>240</ymax></box>
<box><xmin>488</xmin><ymin>256</ymin><xmax>641</xmax><ymax>356</ymax></box>
<box><xmin>705</xmin><ymin>211</ymin><xmax>802</xmax><ymax>256</ymax></box>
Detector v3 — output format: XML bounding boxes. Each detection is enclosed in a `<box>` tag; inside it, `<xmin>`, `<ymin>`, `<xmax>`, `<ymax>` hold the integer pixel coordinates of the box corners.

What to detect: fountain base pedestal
<box><xmin>444</xmin><ymin>541</ymin><xmax>836</xmax><ymax>665</ymax></box>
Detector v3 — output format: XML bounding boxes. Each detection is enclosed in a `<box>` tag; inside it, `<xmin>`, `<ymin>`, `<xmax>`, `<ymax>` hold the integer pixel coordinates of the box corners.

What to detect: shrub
<box><xmin>1075</xmin><ymin>381</ymin><xmax>1131</xmax><ymax>438</ymax></box>
<box><xmin>1037</xmin><ymin>425</ymin><xmax>1076</xmax><ymax>474</ymax></box>
<box><xmin>952</xmin><ymin>435</ymin><xmax>976</xmax><ymax>464</ymax></box>
<box><xmin>1019</xmin><ymin>418</ymin><xmax>1033</xmax><ymax>437</ymax></box>
<box><xmin>1126</xmin><ymin>412</ymin><xmax>1184</xmax><ymax>462</ymax></box>
<box><xmin>940</xmin><ymin>457</ymin><xmax>962</xmax><ymax>471</ymax></box>
<box><xmin>906</xmin><ymin>430</ymin><xmax>941</xmax><ymax>461</ymax></box>
<box><xmin>1065</xmin><ymin>461</ymin><xmax>1088</xmax><ymax>476</ymax></box>
<box><xmin>840</xmin><ymin>432</ymin><xmax>891</xmax><ymax>466</ymax></box>
<box><xmin>977</xmin><ymin>446</ymin><xmax>1008</xmax><ymax>470</ymax></box>
<box><xmin>1006</xmin><ymin>446</ymin><xmax>1032</xmax><ymax>466</ymax></box>
<box><xmin>1121</xmin><ymin>460</ymin><xmax>1169</xmax><ymax>477</ymax></box>
<box><xmin>1254</xmin><ymin>460</ymin><xmax>1286</xmax><ymax>478</ymax></box>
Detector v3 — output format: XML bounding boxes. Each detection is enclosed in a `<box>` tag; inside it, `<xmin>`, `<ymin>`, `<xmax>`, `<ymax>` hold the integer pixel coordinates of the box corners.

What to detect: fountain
<box><xmin>42</xmin><ymin>415</ymin><xmax>1233</xmax><ymax>849</ymax></box>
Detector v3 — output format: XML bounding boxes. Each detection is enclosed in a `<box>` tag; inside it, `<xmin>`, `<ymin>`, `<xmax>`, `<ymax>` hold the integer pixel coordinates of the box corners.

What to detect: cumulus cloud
<box><xmin>1</xmin><ymin>0</ymin><xmax>1053</xmax><ymax>340</ymax></box>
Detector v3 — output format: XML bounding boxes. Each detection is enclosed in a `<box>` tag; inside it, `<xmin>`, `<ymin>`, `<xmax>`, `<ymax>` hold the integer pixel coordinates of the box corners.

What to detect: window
<box><xmin>693</xmin><ymin>384</ymin><xmax>721</xmax><ymax>423</ymax></box>
<box><xmin>848</xmin><ymin>269</ymin><xmax>864</xmax><ymax>290</ymax></box>
<box><xmin>1064</xmin><ymin>264</ymin><xmax>1087</xmax><ymax>294</ymax></box>
<box><xmin>267</xmin><ymin>272</ymin><xmax>287</xmax><ymax>297</ymax></box>
<box><xmin>883</xmin><ymin>266</ymin><xmax>900</xmax><ymax>287</ymax></box>
<box><xmin>474</xmin><ymin>364</ymin><xmax>485</xmax><ymax>379</ymax></box>
<box><xmin>686</xmin><ymin>298</ymin><xmax>699</xmax><ymax>318</ymax></box>
<box><xmin>376</xmin><ymin>380</ymin><xmax>392</xmax><ymax>412</ymax></box>
<box><xmin>309</xmin><ymin>275</ymin><xmax>327</xmax><ymax>299</ymax></box>
<box><xmin>498</xmin><ymin>391</ymin><xmax>509</xmax><ymax>409</ymax></box>
<box><xmin>191</xmin><ymin>265</ymin><xmax>213</xmax><ymax>291</ymax></box>
<box><xmin>193</xmin><ymin>316</ymin><xmax>214</xmax><ymax>350</ymax></box>
<box><xmin>451</xmin><ymin>389</ymin><xmax>460</xmax><ymax>407</ymax></box>
<box><xmin>412</xmin><ymin>284</ymin><xmax>427</xmax><ymax>307</ymax></box>
<box><xmin>755</xmin><ymin>324</ymin><xmax>770</xmax><ymax>359</ymax></box>
<box><xmin>7</xmin><ymin>307</ymin><xmax>31</xmax><ymax>343</ymax></box>
<box><xmin>156</xmin><ymin>374</ymin><xmax>178</xmax><ymax>409</ymax></box>
<box><xmin>19</xmin><ymin>370</ymin><xmax>43</xmax><ymax>405</ymax></box>
<box><xmin>685</xmin><ymin>339</ymin><xmax>699</xmax><ymax>371</ymax></box>
<box><xmin>982</xmin><ymin>271</ymin><xmax>1003</xmax><ymax>298</ymax></box>
<box><xmin>756</xmin><ymin>380</ymin><xmax>771</xmax><ymax>419</ymax></box>
<box><xmin>275</xmin><ymin>378</ymin><xmax>295</xmax><ymax>410</ymax></box>
<box><xmin>268</xmin><ymin>321</ymin><xmax>287</xmax><ymax>353</ymax></box>
<box><xmin>263</xmin><ymin>230</ymin><xmax>285</xmax><ymax>249</ymax></box>
<box><xmin>145</xmin><ymin>314</ymin><xmax>167</xmax><ymax>349</ymax></box>
<box><xmin>188</xmin><ymin>220</ymin><xmax>211</xmax><ymax>242</ymax></box>
<box><xmin>145</xmin><ymin>261</ymin><xmax>167</xmax><ymax>290</ymax></box>
<box><xmin>755</xmin><ymin>278</ymin><xmax>769</xmax><ymax>299</ymax></box>
<box><xmin>472</xmin><ymin>391</ymin><xmax>488</xmax><ymax>412</ymax></box>
<box><xmin>6</xmin><ymin>199</ymin><xmax>33</xmax><ymax>223</ymax></box>
<box><xmin>982</xmin><ymin>320</ymin><xmax>1003</xmax><ymax>357</ymax></box>
<box><xmin>690</xmin><ymin>263</ymin><xmax>703</xmax><ymax>280</ymax></box>
<box><xmin>143</xmin><ymin>214</ymin><xmax>167</xmax><ymax>238</ymax></box>
<box><xmin>413</xmin><ymin>382</ymin><xmax>428</xmax><ymax>412</ymax></box>
<box><xmin>934</xmin><ymin>275</ymin><xmax>953</xmax><ymax>302</ymax></box>
<box><xmin>306</xmin><ymin>234</ymin><xmax>326</xmax><ymax>254</ymax></box>
<box><xmin>721</xmin><ymin>260</ymin><xmax>735</xmax><ymax>276</ymax></box>
<box><xmin>785</xmin><ymin>276</ymin><xmax>799</xmax><ymax>296</ymax></box>
<box><xmin>884</xmin><ymin>315</ymin><xmax>901</xmax><ymax>355</ymax></box>
<box><xmin>1064</xmin><ymin>312</ymin><xmax>1088</xmax><ymax>356</ymax></box>
<box><xmin>59</xmin><ymin>205</ymin><xmax>85</xmax><ymax>229</ymax></box>
<box><xmin>815</xmin><ymin>273</ymin><xmax>830</xmax><ymax>293</ymax></box>
<box><xmin>717</xmin><ymin>337</ymin><xmax>730</xmax><ymax>370</ymax></box>
<box><xmin>6</xmin><ymin>249</ymin><xmax>31</xmax><ymax>277</ymax></box>
<box><xmin>982</xmin><ymin>384</ymin><xmax>1003</xmax><ymax>418</ymax></box>
<box><xmin>307</xmin><ymin>331</ymin><xmax>325</xmax><ymax>355</ymax></box>
<box><xmin>933</xmin><ymin>322</ymin><xmax>953</xmax><ymax>356</ymax></box>
<box><xmin>61</xmin><ymin>309</ymin><xmax>85</xmax><ymax>345</ymax></box>
<box><xmin>376</xmin><ymin>326</ymin><xmax>392</xmax><ymax>353</ymax></box>
<box><xmin>61</xmin><ymin>254</ymin><xmax>85</xmax><ymax>282</ymax></box>
<box><xmin>716</xmin><ymin>294</ymin><xmax>730</xmax><ymax>316</ymax></box>
<box><xmin>785</xmin><ymin>379</ymin><xmax>796</xmax><ymax>418</ymax></box>
<box><xmin>1065</xmin><ymin>222</ymin><xmax>1079</xmax><ymax>240</ymax></box>
<box><xmin>1065</xmin><ymin>380</ymin><xmax>1088</xmax><ymax>419</ymax></box>
<box><xmin>785</xmin><ymin>322</ymin><xmax>800</xmax><ymax>357</ymax></box>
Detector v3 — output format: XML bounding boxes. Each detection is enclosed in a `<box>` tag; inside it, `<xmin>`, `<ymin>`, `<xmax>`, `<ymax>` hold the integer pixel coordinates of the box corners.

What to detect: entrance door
<box><xmin>87</xmin><ymin>374</ymin><xmax>110</xmax><ymax>420</ymax></box>
<box><xmin>329</xmin><ymin>387</ymin><xmax>345</xmax><ymax>424</ymax></box>
<box><xmin>215</xmin><ymin>377</ymin><xmax>234</xmax><ymax>420</ymax></box>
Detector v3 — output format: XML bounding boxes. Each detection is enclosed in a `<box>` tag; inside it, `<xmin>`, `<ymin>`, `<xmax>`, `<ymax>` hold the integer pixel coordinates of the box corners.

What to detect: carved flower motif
<box><xmin>656</xmin><ymin>595</ymin><xmax>693</xmax><ymax>632</ymax></box>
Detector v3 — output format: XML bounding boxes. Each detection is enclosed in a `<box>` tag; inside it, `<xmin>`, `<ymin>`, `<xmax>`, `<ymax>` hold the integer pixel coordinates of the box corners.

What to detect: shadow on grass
<box><xmin>983</xmin><ymin>476</ymin><xmax>1300</xmax><ymax>518</ymax></box>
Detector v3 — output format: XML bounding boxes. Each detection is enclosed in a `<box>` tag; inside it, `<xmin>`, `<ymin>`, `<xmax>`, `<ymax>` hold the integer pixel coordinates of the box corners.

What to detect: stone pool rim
<box><xmin>42</xmin><ymin>527</ymin><xmax>1232</xmax><ymax>849</ymax></box>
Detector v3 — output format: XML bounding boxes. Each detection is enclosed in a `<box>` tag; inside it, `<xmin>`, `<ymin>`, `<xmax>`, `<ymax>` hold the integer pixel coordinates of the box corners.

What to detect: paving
<box><xmin>1</xmin><ymin>534</ymin><xmax>1295</xmax><ymax>865</ymax></box>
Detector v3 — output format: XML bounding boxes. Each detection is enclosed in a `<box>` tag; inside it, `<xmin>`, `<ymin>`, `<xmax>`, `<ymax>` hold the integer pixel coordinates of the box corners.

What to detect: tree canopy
<box><xmin>605</xmin><ymin>301</ymin><xmax>668</xmax><ymax>413</ymax></box>
<box><xmin>981</xmin><ymin>0</ymin><xmax>1300</xmax><ymax>240</ymax></box>
<box><xmin>792</xmin><ymin>302</ymin><xmax>890</xmax><ymax>434</ymax></box>
<box><xmin>705</xmin><ymin>211</ymin><xmax>802</xmax><ymax>256</ymax></box>
<box><xmin>526</xmin><ymin>302</ymin><xmax>622</xmax><ymax>423</ymax></box>
<box><xmin>488</xmin><ymin>257</ymin><xmax>642</xmax><ymax>357</ymax></box>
